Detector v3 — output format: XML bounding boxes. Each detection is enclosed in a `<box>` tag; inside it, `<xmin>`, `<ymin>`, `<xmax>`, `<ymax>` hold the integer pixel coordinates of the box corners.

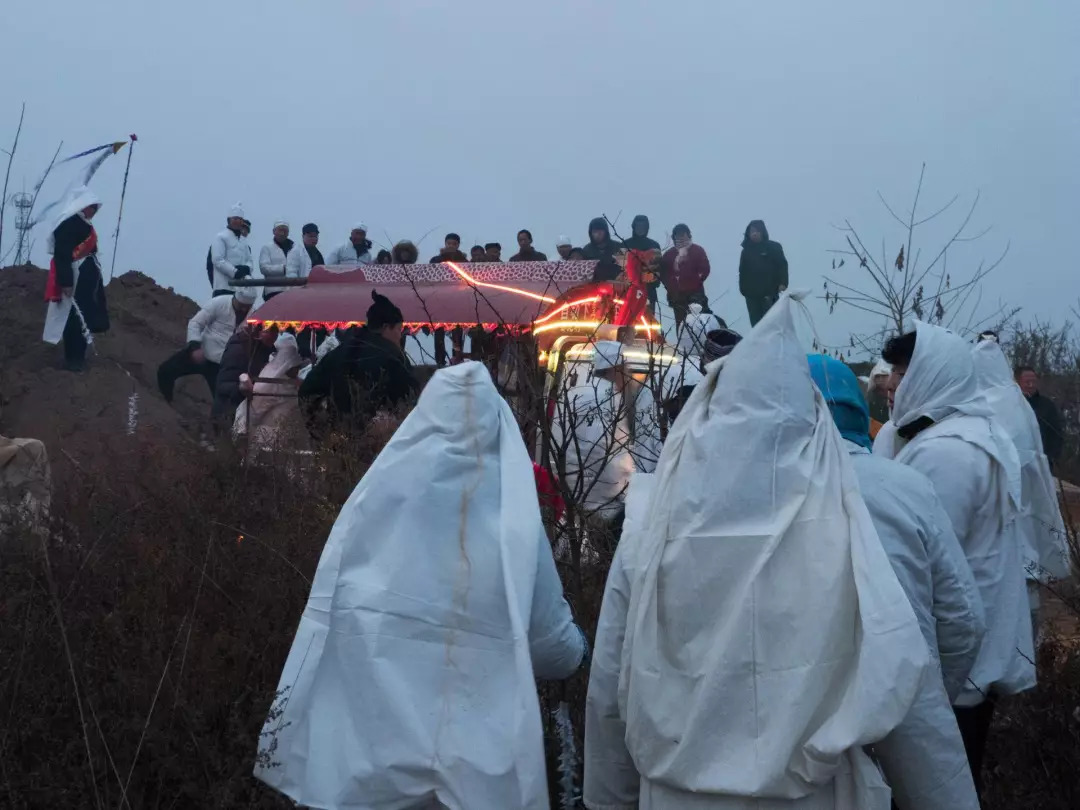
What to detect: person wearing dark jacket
<box><xmin>211</xmin><ymin>324</ymin><xmax>278</xmax><ymax>430</ymax></box>
<box><xmin>1017</xmin><ymin>367</ymin><xmax>1064</xmax><ymax>469</ymax></box>
<box><xmin>738</xmin><ymin>219</ymin><xmax>788</xmax><ymax>327</ymax></box>
<box><xmin>299</xmin><ymin>291</ymin><xmax>420</xmax><ymax>438</ymax></box>
<box><xmin>429</xmin><ymin>233</ymin><xmax>469</xmax><ymax>264</ymax></box>
<box><xmin>661</xmin><ymin>223</ymin><xmax>711</xmax><ymax>328</ymax></box>
<box><xmin>45</xmin><ymin>190</ymin><xmax>110</xmax><ymax>371</ymax></box>
<box><xmin>509</xmin><ymin>229</ymin><xmax>548</xmax><ymax>262</ymax></box>
<box><xmin>621</xmin><ymin>214</ymin><xmax>663</xmax><ymax>306</ymax></box>
<box><xmin>581</xmin><ymin>217</ymin><xmax>620</xmax><ymax>263</ymax></box>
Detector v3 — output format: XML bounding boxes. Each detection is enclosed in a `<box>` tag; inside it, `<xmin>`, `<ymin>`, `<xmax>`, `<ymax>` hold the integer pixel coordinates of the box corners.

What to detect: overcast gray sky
<box><xmin>4</xmin><ymin>0</ymin><xmax>1077</xmax><ymax>351</ymax></box>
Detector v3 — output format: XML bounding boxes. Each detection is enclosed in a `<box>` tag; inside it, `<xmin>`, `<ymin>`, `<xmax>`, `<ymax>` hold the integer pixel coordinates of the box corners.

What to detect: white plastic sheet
<box><xmin>257</xmin><ymin>362</ymin><xmax>583</xmax><ymax>809</ymax></box>
<box><xmin>973</xmin><ymin>340</ymin><xmax>1070</xmax><ymax>580</ymax></box>
<box><xmin>591</xmin><ymin>294</ymin><xmax>928</xmax><ymax>809</ymax></box>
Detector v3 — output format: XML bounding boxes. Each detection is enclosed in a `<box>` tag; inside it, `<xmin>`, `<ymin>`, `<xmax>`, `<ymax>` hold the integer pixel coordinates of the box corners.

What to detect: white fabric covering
<box><xmin>676</xmin><ymin>303</ymin><xmax>722</xmax><ymax>356</ymax></box>
<box><xmin>875</xmin><ymin>321</ymin><xmax>1034</xmax><ymax>707</ymax></box>
<box><xmin>585</xmin><ymin>294</ymin><xmax>928</xmax><ymax>810</ymax></box>
<box><xmin>972</xmin><ymin>340</ymin><xmax>1070</xmax><ymax>580</ymax></box>
<box><xmin>256</xmin><ymin>362</ymin><xmax>584</xmax><ymax>810</ymax></box>
<box><xmin>845</xmin><ymin>444</ymin><xmax>982</xmax><ymax>810</ymax></box>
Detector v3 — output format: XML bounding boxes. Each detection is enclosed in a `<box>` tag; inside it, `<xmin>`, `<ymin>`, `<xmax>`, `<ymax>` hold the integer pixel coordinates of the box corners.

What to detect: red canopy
<box><xmin>248</xmin><ymin>261</ymin><xmax>598</xmax><ymax>331</ymax></box>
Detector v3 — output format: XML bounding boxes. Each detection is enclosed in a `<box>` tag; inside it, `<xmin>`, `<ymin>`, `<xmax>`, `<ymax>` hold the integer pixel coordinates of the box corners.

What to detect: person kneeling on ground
<box><xmin>257</xmin><ymin>361</ymin><xmax>588</xmax><ymax>809</ymax></box>
<box><xmin>158</xmin><ymin>287</ymin><xmax>256</xmax><ymax>407</ymax></box>
<box><xmin>585</xmin><ymin>294</ymin><xmax>929</xmax><ymax>810</ymax></box>
<box><xmin>298</xmin><ymin>290</ymin><xmax>420</xmax><ymax>439</ymax></box>
<box><xmin>808</xmin><ymin>354</ymin><xmax>985</xmax><ymax>810</ymax></box>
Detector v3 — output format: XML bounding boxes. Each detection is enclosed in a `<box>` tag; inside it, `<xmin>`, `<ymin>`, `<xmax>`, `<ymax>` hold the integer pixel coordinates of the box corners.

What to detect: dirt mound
<box><xmin>0</xmin><ymin>265</ymin><xmax>214</xmax><ymax>466</ymax></box>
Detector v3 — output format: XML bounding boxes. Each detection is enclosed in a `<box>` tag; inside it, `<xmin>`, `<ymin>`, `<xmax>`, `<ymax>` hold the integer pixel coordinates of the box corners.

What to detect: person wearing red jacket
<box><xmin>661</xmin><ymin>223</ymin><xmax>711</xmax><ymax>329</ymax></box>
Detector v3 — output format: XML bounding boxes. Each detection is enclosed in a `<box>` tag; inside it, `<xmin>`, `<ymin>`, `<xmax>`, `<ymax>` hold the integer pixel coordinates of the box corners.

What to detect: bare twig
<box><xmin>0</xmin><ymin>102</ymin><xmax>25</xmax><ymax>261</ymax></box>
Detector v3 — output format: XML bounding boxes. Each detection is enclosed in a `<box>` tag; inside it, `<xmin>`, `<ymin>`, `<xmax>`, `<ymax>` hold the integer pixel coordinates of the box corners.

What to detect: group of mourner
<box><xmin>40</xmin><ymin>188</ymin><xmax>1070</xmax><ymax>809</ymax></box>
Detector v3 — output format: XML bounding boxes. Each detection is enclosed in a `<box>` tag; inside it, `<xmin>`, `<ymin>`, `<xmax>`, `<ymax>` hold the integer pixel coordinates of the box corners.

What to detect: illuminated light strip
<box><xmin>533</xmin><ymin>320</ymin><xmax>661</xmax><ymax>336</ymax></box>
<box><xmin>445</xmin><ymin>261</ymin><xmax>558</xmax><ymax>304</ymax></box>
<box><xmin>533</xmin><ymin>296</ymin><xmax>602</xmax><ymax>325</ymax></box>
<box><xmin>247</xmin><ymin>318</ymin><xmax>530</xmax><ymax>333</ymax></box>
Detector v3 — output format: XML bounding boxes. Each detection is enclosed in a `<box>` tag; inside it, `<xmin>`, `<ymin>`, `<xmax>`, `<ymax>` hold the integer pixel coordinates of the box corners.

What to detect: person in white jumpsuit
<box><xmin>808</xmin><ymin>353</ymin><xmax>984</xmax><ymax>810</ymax></box>
<box><xmin>973</xmin><ymin>334</ymin><xmax>1070</xmax><ymax>641</ymax></box>
<box><xmin>874</xmin><ymin>322</ymin><xmax>1035</xmax><ymax>795</ymax></box>
<box><xmin>257</xmin><ymin>362</ymin><xmax>587</xmax><ymax>810</ymax></box>
<box><xmin>585</xmin><ymin>294</ymin><xmax>930</xmax><ymax>810</ymax></box>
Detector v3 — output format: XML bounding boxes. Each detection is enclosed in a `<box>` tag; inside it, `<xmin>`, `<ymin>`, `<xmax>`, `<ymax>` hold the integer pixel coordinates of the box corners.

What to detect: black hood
<box><xmin>631</xmin><ymin>214</ymin><xmax>650</xmax><ymax>238</ymax></box>
<box><xmin>588</xmin><ymin>217</ymin><xmax>611</xmax><ymax>244</ymax></box>
<box><xmin>742</xmin><ymin>219</ymin><xmax>770</xmax><ymax>248</ymax></box>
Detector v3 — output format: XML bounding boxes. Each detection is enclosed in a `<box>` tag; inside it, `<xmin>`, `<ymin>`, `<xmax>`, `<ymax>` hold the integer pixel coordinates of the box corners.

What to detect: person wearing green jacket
<box><xmin>738</xmin><ymin>219</ymin><xmax>788</xmax><ymax>326</ymax></box>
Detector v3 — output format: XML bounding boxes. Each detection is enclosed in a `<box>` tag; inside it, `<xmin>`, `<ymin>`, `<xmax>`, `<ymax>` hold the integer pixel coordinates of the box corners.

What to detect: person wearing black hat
<box><xmin>299</xmin><ymin>290</ymin><xmax>420</xmax><ymax>439</ymax></box>
<box><xmin>287</xmin><ymin>223</ymin><xmax>324</xmax><ymax>280</ymax></box>
<box><xmin>582</xmin><ymin>217</ymin><xmax>619</xmax><ymax>263</ymax></box>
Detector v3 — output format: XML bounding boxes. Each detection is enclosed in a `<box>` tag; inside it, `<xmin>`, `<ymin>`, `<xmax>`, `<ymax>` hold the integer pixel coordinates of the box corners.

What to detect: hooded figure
<box><xmin>233</xmin><ymin>332</ymin><xmax>306</xmax><ymax>450</ymax></box>
<box><xmin>257</xmin><ymin>362</ymin><xmax>587</xmax><ymax>809</ymax></box>
<box><xmin>621</xmin><ymin>215</ymin><xmax>663</xmax><ymax>305</ymax></box>
<box><xmin>585</xmin><ymin>293</ymin><xmax>928</xmax><ymax>810</ymax></box>
<box><xmin>298</xmin><ymin>290</ymin><xmax>420</xmax><ymax>438</ymax></box>
<box><xmin>738</xmin><ymin>219</ymin><xmax>788</xmax><ymax>327</ymax></box>
<box><xmin>42</xmin><ymin>186</ymin><xmax>110</xmax><ymax>370</ymax></box>
<box><xmin>866</xmin><ymin>358</ymin><xmax>892</xmax><ymax>431</ymax></box>
<box><xmin>582</xmin><ymin>217</ymin><xmax>620</xmax><ymax>263</ymax></box>
<box><xmin>972</xmin><ymin>340</ymin><xmax>1070</xmax><ymax>636</ymax></box>
<box><xmin>808</xmin><ymin>354</ymin><xmax>984</xmax><ymax>810</ymax></box>
<box><xmin>391</xmin><ymin>240</ymin><xmax>419</xmax><ymax>265</ymax></box>
<box><xmin>874</xmin><ymin>322</ymin><xmax>1033</xmax><ymax>792</ymax></box>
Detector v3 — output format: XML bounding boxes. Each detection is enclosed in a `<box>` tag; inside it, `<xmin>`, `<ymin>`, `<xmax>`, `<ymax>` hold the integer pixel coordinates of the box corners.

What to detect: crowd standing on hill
<box><xmin>34</xmin><ymin>186</ymin><xmax>1073</xmax><ymax>810</ymax></box>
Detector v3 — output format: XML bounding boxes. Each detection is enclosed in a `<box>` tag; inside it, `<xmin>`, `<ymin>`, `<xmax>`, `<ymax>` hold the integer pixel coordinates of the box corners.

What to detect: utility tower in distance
<box><xmin>9</xmin><ymin>191</ymin><xmax>33</xmax><ymax>264</ymax></box>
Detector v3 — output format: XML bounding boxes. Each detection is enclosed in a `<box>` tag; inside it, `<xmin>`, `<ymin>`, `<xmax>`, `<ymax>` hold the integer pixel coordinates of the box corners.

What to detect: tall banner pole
<box><xmin>109</xmin><ymin>133</ymin><xmax>137</xmax><ymax>282</ymax></box>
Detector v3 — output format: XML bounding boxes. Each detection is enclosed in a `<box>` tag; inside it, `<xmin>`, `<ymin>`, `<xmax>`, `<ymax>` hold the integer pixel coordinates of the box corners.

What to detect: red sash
<box><xmin>613</xmin><ymin>249</ymin><xmax>649</xmax><ymax>328</ymax></box>
<box><xmin>45</xmin><ymin>227</ymin><xmax>98</xmax><ymax>303</ymax></box>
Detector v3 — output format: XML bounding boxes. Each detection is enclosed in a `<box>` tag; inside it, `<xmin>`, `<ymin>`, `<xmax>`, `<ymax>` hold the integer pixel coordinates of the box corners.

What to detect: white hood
<box><xmin>45</xmin><ymin>186</ymin><xmax>102</xmax><ymax>255</ymax></box>
<box><xmin>257</xmin><ymin>361</ymin><xmax>580</xmax><ymax>809</ymax></box>
<box><xmin>972</xmin><ymin>340</ymin><xmax>1070</xmax><ymax>580</ymax></box>
<box><xmin>617</xmin><ymin>293</ymin><xmax>928</xmax><ymax>803</ymax></box>
<box><xmin>892</xmin><ymin>321</ymin><xmax>991</xmax><ymax>429</ymax></box>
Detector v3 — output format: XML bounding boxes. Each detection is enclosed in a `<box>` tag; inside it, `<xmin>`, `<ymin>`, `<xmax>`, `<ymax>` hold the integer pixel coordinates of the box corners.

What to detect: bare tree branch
<box><xmin>0</xmin><ymin>102</ymin><xmax>26</xmax><ymax>262</ymax></box>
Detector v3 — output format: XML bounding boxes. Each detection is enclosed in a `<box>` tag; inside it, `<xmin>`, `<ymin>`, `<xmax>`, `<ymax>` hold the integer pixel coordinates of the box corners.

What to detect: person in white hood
<box><xmin>157</xmin><ymin>287</ymin><xmax>256</xmax><ymax>404</ymax></box>
<box><xmin>323</xmin><ymin>222</ymin><xmax>373</xmax><ymax>266</ymax></box>
<box><xmin>808</xmin><ymin>354</ymin><xmax>984</xmax><ymax>810</ymax></box>
<box><xmin>258</xmin><ymin>220</ymin><xmax>294</xmax><ymax>300</ymax></box>
<box><xmin>208</xmin><ymin>203</ymin><xmax>254</xmax><ymax>296</ymax></box>
<box><xmin>233</xmin><ymin>332</ymin><xmax>306</xmax><ymax>451</ymax></box>
<box><xmin>585</xmin><ymin>293</ymin><xmax>930</xmax><ymax>810</ymax></box>
<box><xmin>875</xmin><ymin>323</ymin><xmax>1034</xmax><ymax>794</ymax></box>
<box><xmin>555</xmin><ymin>234</ymin><xmax>573</xmax><ymax>260</ymax></box>
<box><xmin>256</xmin><ymin>361</ymin><xmax>587</xmax><ymax>810</ymax></box>
<box><xmin>42</xmin><ymin>186</ymin><xmax>110</xmax><ymax>371</ymax></box>
<box><xmin>972</xmin><ymin>334</ymin><xmax>1070</xmax><ymax>640</ymax></box>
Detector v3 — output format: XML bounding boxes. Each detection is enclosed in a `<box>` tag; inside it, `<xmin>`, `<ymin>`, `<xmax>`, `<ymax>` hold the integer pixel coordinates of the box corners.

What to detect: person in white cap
<box><xmin>208</xmin><ymin>203</ymin><xmax>254</xmax><ymax>297</ymax></box>
<box><xmin>157</xmin><ymin>287</ymin><xmax>257</xmax><ymax>406</ymax></box>
<box><xmin>323</xmin><ymin>222</ymin><xmax>373</xmax><ymax>266</ymax></box>
<box><xmin>555</xmin><ymin>235</ymin><xmax>573</xmax><ymax>261</ymax></box>
<box><xmin>258</xmin><ymin>220</ymin><xmax>294</xmax><ymax>301</ymax></box>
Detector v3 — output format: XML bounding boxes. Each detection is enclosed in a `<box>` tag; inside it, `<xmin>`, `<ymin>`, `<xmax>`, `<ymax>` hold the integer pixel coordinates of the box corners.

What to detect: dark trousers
<box><xmin>745</xmin><ymin>293</ymin><xmax>779</xmax><ymax>327</ymax></box>
<box><xmin>157</xmin><ymin>347</ymin><xmax>221</xmax><ymax>404</ymax></box>
<box><xmin>954</xmin><ymin>700</ymin><xmax>996</xmax><ymax>795</ymax></box>
<box><xmin>62</xmin><ymin>309</ymin><xmax>88</xmax><ymax>367</ymax></box>
<box><xmin>668</xmin><ymin>290</ymin><xmax>710</xmax><ymax>330</ymax></box>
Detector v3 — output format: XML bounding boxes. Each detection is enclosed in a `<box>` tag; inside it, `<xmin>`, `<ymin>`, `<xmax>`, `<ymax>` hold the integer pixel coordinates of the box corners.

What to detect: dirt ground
<box><xmin>0</xmin><ymin>265</ymin><xmax>212</xmax><ymax>467</ymax></box>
